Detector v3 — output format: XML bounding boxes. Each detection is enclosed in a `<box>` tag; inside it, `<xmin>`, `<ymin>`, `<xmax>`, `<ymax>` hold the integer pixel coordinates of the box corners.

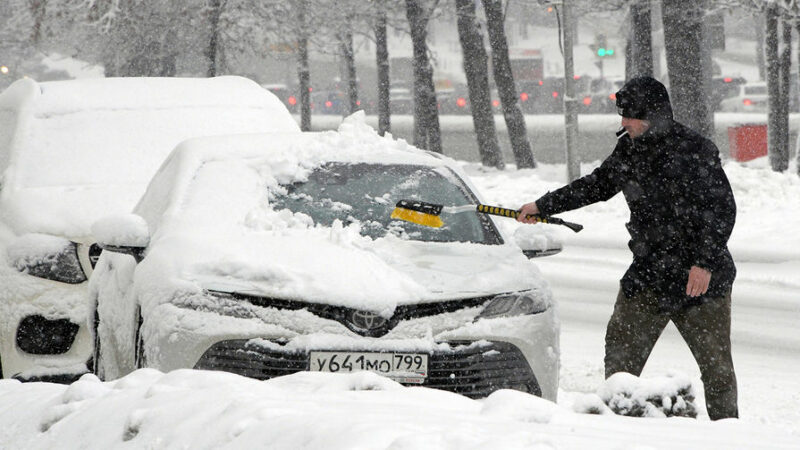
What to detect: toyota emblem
<box><xmin>348</xmin><ymin>310</ymin><xmax>388</xmax><ymax>331</ymax></box>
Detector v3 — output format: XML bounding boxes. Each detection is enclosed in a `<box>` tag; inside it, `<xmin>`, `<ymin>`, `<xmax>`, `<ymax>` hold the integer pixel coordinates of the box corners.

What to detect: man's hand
<box><xmin>686</xmin><ymin>266</ymin><xmax>711</xmax><ymax>297</ymax></box>
<box><xmin>517</xmin><ymin>202</ymin><xmax>541</xmax><ymax>224</ymax></box>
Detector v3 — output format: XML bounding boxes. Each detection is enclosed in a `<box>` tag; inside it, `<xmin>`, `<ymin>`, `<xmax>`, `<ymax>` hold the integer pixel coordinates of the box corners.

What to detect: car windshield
<box><xmin>271</xmin><ymin>163</ymin><xmax>502</xmax><ymax>244</ymax></box>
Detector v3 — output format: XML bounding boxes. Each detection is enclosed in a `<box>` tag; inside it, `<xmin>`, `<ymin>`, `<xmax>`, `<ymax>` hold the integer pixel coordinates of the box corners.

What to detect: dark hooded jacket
<box><xmin>535</xmin><ymin>77</ymin><xmax>736</xmax><ymax>313</ymax></box>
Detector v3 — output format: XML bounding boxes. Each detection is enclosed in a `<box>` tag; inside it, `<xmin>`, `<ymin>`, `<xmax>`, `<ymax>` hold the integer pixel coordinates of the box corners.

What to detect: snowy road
<box><xmin>537</xmin><ymin>244</ymin><xmax>800</xmax><ymax>431</ymax></box>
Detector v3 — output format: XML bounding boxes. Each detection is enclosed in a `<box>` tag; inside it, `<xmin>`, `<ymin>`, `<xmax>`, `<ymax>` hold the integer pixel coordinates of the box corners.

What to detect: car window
<box><xmin>271</xmin><ymin>163</ymin><xmax>502</xmax><ymax>244</ymax></box>
<box><xmin>744</xmin><ymin>85</ymin><xmax>767</xmax><ymax>95</ymax></box>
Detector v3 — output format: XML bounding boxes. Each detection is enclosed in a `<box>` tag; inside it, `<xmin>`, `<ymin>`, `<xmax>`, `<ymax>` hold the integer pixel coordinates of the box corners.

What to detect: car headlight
<box><xmin>476</xmin><ymin>291</ymin><xmax>549</xmax><ymax>320</ymax></box>
<box><xmin>7</xmin><ymin>234</ymin><xmax>87</xmax><ymax>284</ymax></box>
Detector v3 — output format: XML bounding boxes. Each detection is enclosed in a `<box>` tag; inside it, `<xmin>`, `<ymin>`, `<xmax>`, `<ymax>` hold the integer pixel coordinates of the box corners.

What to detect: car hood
<box><xmin>141</xmin><ymin>226</ymin><xmax>543</xmax><ymax>315</ymax></box>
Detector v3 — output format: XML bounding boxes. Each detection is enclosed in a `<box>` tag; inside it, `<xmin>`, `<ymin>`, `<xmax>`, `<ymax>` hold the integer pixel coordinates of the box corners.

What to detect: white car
<box><xmin>0</xmin><ymin>76</ymin><xmax>299</xmax><ymax>382</ymax></box>
<box><xmin>90</xmin><ymin>115</ymin><xmax>561</xmax><ymax>400</ymax></box>
<box><xmin>718</xmin><ymin>82</ymin><xmax>768</xmax><ymax>112</ymax></box>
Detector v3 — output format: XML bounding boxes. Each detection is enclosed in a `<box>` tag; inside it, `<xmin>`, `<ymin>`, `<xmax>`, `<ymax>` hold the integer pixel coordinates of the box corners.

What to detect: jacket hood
<box><xmin>615</xmin><ymin>76</ymin><xmax>674</xmax><ymax>125</ymax></box>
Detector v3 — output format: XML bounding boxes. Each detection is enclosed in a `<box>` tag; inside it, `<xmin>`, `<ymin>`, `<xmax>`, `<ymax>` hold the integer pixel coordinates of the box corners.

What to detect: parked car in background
<box><xmin>719</xmin><ymin>82</ymin><xmax>768</xmax><ymax>113</ymax></box>
<box><xmin>710</xmin><ymin>76</ymin><xmax>746</xmax><ymax>111</ymax></box>
<box><xmin>582</xmin><ymin>77</ymin><xmax>624</xmax><ymax>114</ymax></box>
<box><xmin>438</xmin><ymin>85</ymin><xmax>472</xmax><ymax>115</ymax></box>
<box><xmin>262</xmin><ymin>83</ymin><xmax>298</xmax><ymax>114</ymax></box>
<box><xmin>311</xmin><ymin>89</ymin><xmax>349</xmax><ymax>115</ymax></box>
<box><xmin>90</xmin><ymin>115</ymin><xmax>562</xmax><ymax>400</ymax></box>
<box><xmin>0</xmin><ymin>76</ymin><xmax>299</xmax><ymax>382</ymax></box>
<box><xmin>389</xmin><ymin>85</ymin><xmax>413</xmax><ymax>115</ymax></box>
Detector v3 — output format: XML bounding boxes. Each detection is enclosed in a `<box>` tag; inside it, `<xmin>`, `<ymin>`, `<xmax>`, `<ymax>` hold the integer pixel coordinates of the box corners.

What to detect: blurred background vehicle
<box><xmin>262</xmin><ymin>83</ymin><xmax>299</xmax><ymax>114</ymax></box>
<box><xmin>719</xmin><ymin>82</ymin><xmax>768</xmax><ymax>113</ymax></box>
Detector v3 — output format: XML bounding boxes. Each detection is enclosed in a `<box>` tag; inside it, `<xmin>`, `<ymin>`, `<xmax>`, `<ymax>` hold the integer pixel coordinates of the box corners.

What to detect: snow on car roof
<box><xmin>0</xmin><ymin>76</ymin><xmax>300</xmax><ymax>239</ymax></box>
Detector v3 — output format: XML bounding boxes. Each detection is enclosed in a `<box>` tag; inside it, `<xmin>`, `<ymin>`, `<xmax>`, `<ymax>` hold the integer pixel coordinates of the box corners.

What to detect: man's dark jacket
<box><xmin>535</xmin><ymin>105</ymin><xmax>736</xmax><ymax>312</ymax></box>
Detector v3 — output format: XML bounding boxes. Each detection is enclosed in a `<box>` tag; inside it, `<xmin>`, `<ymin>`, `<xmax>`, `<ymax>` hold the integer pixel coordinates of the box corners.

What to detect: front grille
<box><xmin>194</xmin><ymin>340</ymin><xmax>539</xmax><ymax>399</ymax></box>
<box><xmin>207</xmin><ymin>289</ymin><xmax>493</xmax><ymax>338</ymax></box>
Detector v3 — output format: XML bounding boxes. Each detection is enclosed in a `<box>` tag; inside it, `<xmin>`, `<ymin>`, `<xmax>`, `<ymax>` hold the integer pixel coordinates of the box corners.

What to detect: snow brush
<box><xmin>390</xmin><ymin>199</ymin><xmax>584</xmax><ymax>233</ymax></box>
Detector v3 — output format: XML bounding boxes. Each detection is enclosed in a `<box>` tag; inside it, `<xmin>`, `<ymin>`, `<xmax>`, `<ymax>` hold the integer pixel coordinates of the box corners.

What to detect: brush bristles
<box><xmin>391</xmin><ymin>207</ymin><xmax>444</xmax><ymax>228</ymax></box>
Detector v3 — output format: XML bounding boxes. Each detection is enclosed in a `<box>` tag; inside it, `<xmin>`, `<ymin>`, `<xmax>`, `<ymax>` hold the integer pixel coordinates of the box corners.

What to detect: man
<box><xmin>518</xmin><ymin>76</ymin><xmax>738</xmax><ymax>420</ymax></box>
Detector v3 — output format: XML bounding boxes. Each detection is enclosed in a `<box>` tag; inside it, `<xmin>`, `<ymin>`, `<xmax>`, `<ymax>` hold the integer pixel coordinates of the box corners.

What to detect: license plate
<box><xmin>309</xmin><ymin>351</ymin><xmax>428</xmax><ymax>384</ymax></box>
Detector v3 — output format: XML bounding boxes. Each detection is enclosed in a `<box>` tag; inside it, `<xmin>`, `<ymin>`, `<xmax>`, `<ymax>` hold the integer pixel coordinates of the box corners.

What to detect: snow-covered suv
<box><xmin>90</xmin><ymin>114</ymin><xmax>561</xmax><ymax>400</ymax></box>
<box><xmin>0</xmin><ymin>76</ymin><xmax>300</xmax><ymax>382</ymax></box>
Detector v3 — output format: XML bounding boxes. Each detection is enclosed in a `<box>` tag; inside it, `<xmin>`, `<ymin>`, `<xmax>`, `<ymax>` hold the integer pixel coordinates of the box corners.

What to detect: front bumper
<box><xmin>144</xmin><ymin>299</ymin><xmax>559</xmax><ymax>400</ymax></box>
<box><xmin>195</xmin><ymin>339</ymin><xmax>541</xmax><ymax>399</ymax></box>
<box><xmin>0</xmin><ymin>269</ymin><xmax>92</xmax><ymax>381</ymax></box>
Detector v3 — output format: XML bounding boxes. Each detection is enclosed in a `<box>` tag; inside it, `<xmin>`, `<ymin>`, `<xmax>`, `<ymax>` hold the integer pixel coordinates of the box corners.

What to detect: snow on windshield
<box><xmin>271</xmin><ymin>163</ymin><xmax>500</xmax><ymax>244</ymax></box>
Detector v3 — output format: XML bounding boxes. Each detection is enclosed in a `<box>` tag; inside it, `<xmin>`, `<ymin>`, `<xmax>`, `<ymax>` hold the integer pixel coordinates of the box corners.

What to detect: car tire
<box><xmin>134</xmin><ymin>307</ymin><xmax>146</xmax><ymax>369</ymax></box>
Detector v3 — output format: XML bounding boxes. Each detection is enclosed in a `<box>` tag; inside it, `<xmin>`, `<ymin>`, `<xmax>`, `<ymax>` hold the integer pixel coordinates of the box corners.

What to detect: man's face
<box><xmin>621</xmin><ymin>116</ymin><xmax>651</xmax><ymax>138</ymax></box>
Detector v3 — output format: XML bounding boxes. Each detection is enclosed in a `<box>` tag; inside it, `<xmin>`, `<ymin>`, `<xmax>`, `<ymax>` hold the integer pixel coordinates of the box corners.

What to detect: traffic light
<box><xmin>592</xmin><ymin>34</ymin><xmax>615</xmax><ymax>58</ymax></box>
<box><xmin>597</xmin><ymin>48</ymin><xmax>615</xmax><ymax>57</ymax></box>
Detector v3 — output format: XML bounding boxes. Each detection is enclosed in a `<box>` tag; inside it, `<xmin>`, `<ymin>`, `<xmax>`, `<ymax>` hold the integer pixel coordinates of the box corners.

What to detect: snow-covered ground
<box><xmin>1</xmin><ymin>151</ymin><xmax>798</xmax><ymax>449</ymax></box>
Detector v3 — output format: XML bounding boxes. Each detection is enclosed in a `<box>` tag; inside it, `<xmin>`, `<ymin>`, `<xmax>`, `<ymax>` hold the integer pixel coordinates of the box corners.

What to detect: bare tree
<box><xmin>662</xmin><ymin>0</ymin><xmax>713</xmax><ymax>138</ymax></box>
<box><xmin>766</xmin><ymin>6</ymin><xmax>791</xmax><ymax>172</ymax></box>
<box><xmin>405</xmin><ymin>0</ymin><xmax>442</xmax><ymax>153</ymax></box>
<box><xmin>627</xmin><ymin>0</ymin><xmax>653</xmax><ymax>79</ymax></box>
<box><xmin>373</xmin><ymin>0</ymin><xmax>391</xmax><ymax>135</ymax></box>
<box><xmin>256</xmin><ymin>0</ymin><xmax>319</xmax><ymax>131</ymax></box>
<box><xmin>454</xmin><ymin>0</ymin><xmax>503</xmax><ymax>168</ymax></box>
<box><xmin>483</xmin><ymin>0</ymin><xmax>534</xmax><ymax>168</ymax></box>
<box><xmin>205</xmin><ymin>0</ymin><xmax>224</xmax><ymax>77</ymax></box>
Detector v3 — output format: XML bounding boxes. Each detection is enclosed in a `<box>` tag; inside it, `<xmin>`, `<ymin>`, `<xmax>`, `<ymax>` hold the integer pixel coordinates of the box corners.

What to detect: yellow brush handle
<box><xmin>476</xmin><ymin>204</ymin><xmax>551</xmax><ymax>223</ymax></box>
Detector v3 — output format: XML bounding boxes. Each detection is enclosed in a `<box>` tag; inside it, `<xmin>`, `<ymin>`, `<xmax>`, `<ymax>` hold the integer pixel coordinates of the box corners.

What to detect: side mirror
<box><xmin>91</xmin><ymin>214</ymin><xmax>150</xmax><ymax>263</ymax></box>
<box><xmin>514</xmin><ymin>226</ymin><xmax>562</xmax><ymax>259</ymax></box>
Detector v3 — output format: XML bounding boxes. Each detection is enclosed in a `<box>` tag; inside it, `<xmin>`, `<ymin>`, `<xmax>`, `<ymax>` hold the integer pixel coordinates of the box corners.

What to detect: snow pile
<box><xmin>557</xmin><ymin>372</ymin><xmax>697</xmax><ymax>419</ymax></box>
<box><xmin>598</xmin><ymin>372</ymin><xmax>697</xmax><ymax>418</ymax></box>
<box><xmin>1</xmin><ymin>369</ymin><xmax>796</xmax><ymax>450</ymax></box>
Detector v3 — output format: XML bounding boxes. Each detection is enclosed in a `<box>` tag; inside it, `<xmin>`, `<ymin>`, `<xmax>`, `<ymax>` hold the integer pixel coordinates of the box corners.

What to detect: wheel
<box><xmin>134</xmin><ymin>307</ymin><xmax>146</xmax><ymax>369</ymax></box>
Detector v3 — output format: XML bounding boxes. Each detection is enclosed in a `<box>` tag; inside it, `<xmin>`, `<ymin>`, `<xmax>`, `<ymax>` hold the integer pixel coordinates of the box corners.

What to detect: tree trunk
<box><xmin>405</xmin><ymin>0</ymin><xmax>442</xmax><ymax>153</ymax></box>
<box><xmin>774</xmin><ymin>15</ymin><xmax>791</xmax><ymax>172</ymax></box>
<box><xmin>206</xmin><ymin>0</ymin><xmax>222</xmax><ymax>78</ymax></box>
<box><xmin>375</xmin><ymin>3</ymin><xmax>391</xmax><ymax>136</ymax></box>
<box><xmin>662</xmin><ymin>0</ymin><xmax>713</xmax><ymax>138</ymax></box>
<box><xmin>29</xmin><ymin>0</ymin><xmax>47</xmax><ymax>46</ymax></box>
<box><xmin>757</xmin><ymin>14</ymin><xmax>766</xmax><ymax>81</ymax></box>
<box><xmin>765</xmin><ymin>6</ymin><xmax>782</xmax><ymax>172</ymax></box>
<box><xmin>297</xmin><ymin>0</ymin><xmax>312</xmax><ymax>132</ymax></box>
<box><xmin>340</xmin><ymin>22</ymin><xmax>359</xmax><ymax>114</ymax></box>
<box><xmin>625</xmin><ymin>30</ymin><xmax>633</xmax><ymax>81</ymax></box>
<box><xmin>629</xmin><ymin>0</ymin><xmax>653</xmax><ymax>79</ymax></box>
<box><xmin>483</xmin><ymin>0</ymin><xmax>535</xmax><ymax>168</ymax></box>
<box><xmin>454</xmin><ymin>0</ymin><xmax>503</xmax><ymax>169</ymax></box>
<box><xmin>796</xmin><ymin>21</ymin><xmax>800</xmax><ymax>175</ymax></box>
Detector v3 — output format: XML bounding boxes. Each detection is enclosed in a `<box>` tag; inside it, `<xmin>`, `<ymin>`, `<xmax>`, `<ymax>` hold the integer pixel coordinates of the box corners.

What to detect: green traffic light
<box><xmin>597</xmin><ymin>48</ymin><xmax>606</xmax><ymax>57</ymax></box>
<box><xmin>607</xmin><ymin>49</ymin><xmax>614</xmax><ymax>56</ymax></box>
